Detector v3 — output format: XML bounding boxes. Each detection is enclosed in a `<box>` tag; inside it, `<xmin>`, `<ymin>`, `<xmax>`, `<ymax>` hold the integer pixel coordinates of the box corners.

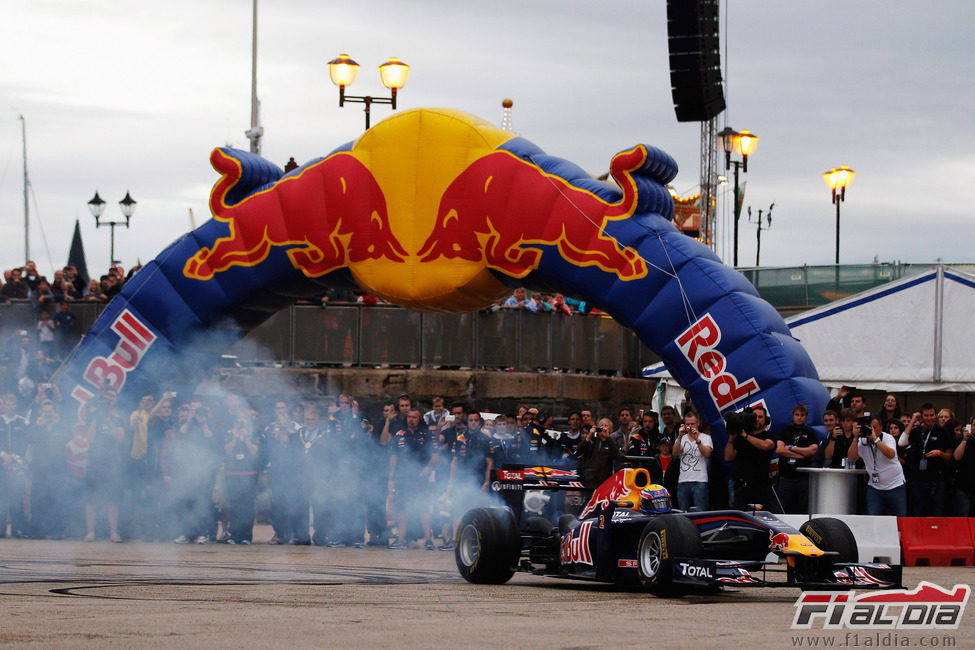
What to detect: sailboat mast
<box><xmin>19</xmin><ymin>114</ymin><xmax>28</xmax><ymax>263</ymax></box>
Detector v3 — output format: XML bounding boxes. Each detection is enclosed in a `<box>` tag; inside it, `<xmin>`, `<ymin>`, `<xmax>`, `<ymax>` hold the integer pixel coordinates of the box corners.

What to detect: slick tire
<box><xmin>523</xmin><ymin>516</ymin><xmax>556</xmax><ymax>537</ymax></box>
<box><xmin>455</xmin><ymin>507</ymin><xmax>520</xmax><ymax>585</ymax></box>
<box><xmin>799</xmin><ymin>517</ymin><xmax>859</xmax><ymax>563</ymax></box>
<box><xmin>637</xmin><ymin>514</ymin><xmax>702</xmax><ymax>597</ymax></box>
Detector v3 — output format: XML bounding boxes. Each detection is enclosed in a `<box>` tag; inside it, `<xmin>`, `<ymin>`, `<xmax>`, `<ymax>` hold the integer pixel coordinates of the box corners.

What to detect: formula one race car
<box><xmin>454</xmin><ymin>466</ymin><xmax>902</xmax><ymax>597</ymax></box>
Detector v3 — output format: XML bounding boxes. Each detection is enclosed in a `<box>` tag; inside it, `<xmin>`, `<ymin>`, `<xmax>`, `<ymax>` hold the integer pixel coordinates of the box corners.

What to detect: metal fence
<box><xmin>226</xmin><ymin>305</ymin><xmax>660</xmax><ymax>376</ymax></box>
<box><xmin>0</xmin><ymin>301</ymin><xmax>660</xmax><ymax>377</ymax></box>
<box><xmin>736</xmin><ymin>262</ymin><xmax>974</xmax><ymax>309</ymax></box>
<box><xmin>5</xmin><ymin>262</ymin><xmax>965</xmax><ymax>376</ymax></box>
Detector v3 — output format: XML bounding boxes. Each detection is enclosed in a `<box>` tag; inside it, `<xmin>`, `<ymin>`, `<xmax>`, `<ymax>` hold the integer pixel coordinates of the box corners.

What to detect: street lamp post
<box><xmin>328</xmin><ymin>54</ymin><xmax>410</xmax><ymax>129</ymax></box>
<box><xmin>823</xmin><ymin>166</ymin><xmax>855</xmax><ymax>264</ymax></box>
<box><xmin>88</xmin><ymin>190</ymin><xmax>137</xmax><ymax>266</ymax></box>
<box><xmin>717</xmin><ymin>127</ymin><xmax>759</xmax><ymax>267</ymax></box>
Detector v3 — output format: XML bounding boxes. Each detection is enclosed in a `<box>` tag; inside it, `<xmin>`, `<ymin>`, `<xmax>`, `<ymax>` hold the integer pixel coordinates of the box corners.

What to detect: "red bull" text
<box><xmin>70</xmin><ymin>309</ymin><xmax>156</xmax><ymax>406</ymax></box>
<box><xmin>676</xmin><ymin>313</ymin><xmax>759</xmax><ymax>411</ymax></box>
<box><xmin>560</xmin><ymin>520</ymin><xmax>594</xmax><ymax>565</ymax></box>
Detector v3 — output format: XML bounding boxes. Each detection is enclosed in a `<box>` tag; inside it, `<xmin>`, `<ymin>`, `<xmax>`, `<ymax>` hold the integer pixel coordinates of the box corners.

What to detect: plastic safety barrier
<box><xmin>897</xmin><ymin>517</ymin><xmax>975</xmax><ymax>567</ymax></box>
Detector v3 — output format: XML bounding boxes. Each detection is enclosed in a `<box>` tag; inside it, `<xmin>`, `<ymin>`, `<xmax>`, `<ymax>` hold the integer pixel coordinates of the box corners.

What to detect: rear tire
<box><xmin>455</xmin><ymin>507</ymin><xmax>520</xmax><ymax>584</ymax></box>
<box><xmin>637</xmin><ymin>514</ymin><xmax>702</xmax><ymax>597</ymax></box>
<box><xmin>558</xmin><ymin>513</ymin><xmax>579</xmax><ymax>536</ymax></box>
<box><xmin>523</xmin><ymin>516</ymin><xmax>555</xmax><ymax>537</ymax></box>
<box><xmin>799</xmin><ymin>517</ymin><xmax>859</xmax><ymax>563</ymax></box>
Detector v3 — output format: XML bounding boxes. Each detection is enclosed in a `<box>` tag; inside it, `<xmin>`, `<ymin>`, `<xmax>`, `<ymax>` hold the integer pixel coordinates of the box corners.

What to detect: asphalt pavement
<box><xmin>0</xmin><ymin>526</ymin><xmax>972</xmax><ymax>648</ymax></box>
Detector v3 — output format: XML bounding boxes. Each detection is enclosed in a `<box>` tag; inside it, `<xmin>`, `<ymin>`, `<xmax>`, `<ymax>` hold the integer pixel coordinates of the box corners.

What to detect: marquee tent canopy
<box><xmin>785</xmin><ymin>265</ymin><xmax>975</xmax><ymax>392</ymax></box>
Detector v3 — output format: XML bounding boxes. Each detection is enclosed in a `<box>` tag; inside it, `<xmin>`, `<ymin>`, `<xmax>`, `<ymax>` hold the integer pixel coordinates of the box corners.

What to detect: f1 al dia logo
<box><xmin>792</xmin><ymin>582</ymin><xmax>970</xmax><ymax>630</ymax></box>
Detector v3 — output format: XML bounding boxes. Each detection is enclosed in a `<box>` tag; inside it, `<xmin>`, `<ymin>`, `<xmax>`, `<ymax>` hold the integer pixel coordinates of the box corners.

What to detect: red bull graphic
<box><xmin>560</xmin><ymin>519</ymin><xmax>594</xmax><ymax>565</ymax></box>
<box><xmin>769</xmin><ymin>530</ymin><xmax>791</xmax><ymax>551</ymax></box>
<box><xmin>56</xmin><ymin>107</ymin><xmax>827</xmax><ymax>444</ymax></box>
<box><xmin>417</xmin><ymin>147</ymin><xmax>650</xmax><ymax>281</ymax></box>
<box><xmin>70</xmin><ymin>309</ymin><xmax>156</xmax><ymax>408</ymax></box>
<box><xmin>580</xmin><ymin>468</ymin><xmax>650</xmax><ymax>518</ymax></box>
<box><xmin>676</xmin><ymin>313</ymin><xmax>759</xmax><ymax>411</ymax></box>
<box><xmin>523</xmin><ymin>467</ymin><xmax>581</xmax><ymax>479</ymax></box>
<box><xmin>184</xmin><ymin>149</ymin><xmax>407</xmax><ymax>280</ymax></box>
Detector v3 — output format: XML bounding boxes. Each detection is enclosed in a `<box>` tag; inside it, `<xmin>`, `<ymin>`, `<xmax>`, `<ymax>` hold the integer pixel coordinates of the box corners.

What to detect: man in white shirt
<box><xmin>848</xmin><ymin>416</ymin><xmax>906</xmax><ymax>516</ymax></box>
<box><xmin>672</xmin><ymin>411</ymin><xmax>712</xmax><ymax>510</ymax></box>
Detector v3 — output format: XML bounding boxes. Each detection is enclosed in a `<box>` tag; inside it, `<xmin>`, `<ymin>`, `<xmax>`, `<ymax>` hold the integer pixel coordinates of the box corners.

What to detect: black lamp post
<box><xmin>717</xmin><ymin>126</ymin><xmax>759</xmax><ymax>267</ymax></box>
<box><xmin>823</xmin><ymin>166</ymin><xmax>855</xmax><ymax>264</ymax></box>
<box><xmin>88</xmin><ymin>190</ymin><xmax>136</xmax><ymax>266</ymax></box>
<box><xmin>328</xmin><ymin>54</ymin><xmax>410</xmax><ymax>129</ymax></box>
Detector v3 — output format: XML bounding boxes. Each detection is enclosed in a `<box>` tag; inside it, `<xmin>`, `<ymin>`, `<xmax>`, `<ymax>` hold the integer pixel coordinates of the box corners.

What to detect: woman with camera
<box><xmin>847</xmin><ymin>415</ymin><xmax>906</xmax><ymax>516</ymax></box>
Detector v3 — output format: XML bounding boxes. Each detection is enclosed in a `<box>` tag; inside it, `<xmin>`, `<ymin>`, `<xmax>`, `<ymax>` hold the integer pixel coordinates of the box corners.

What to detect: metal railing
<box><xmin>228</xmin><ymin>304</ymin><xmax>660</xmax><ymax>376</ymax></box>
<box><xmin>5</xmin><ymin>262</ymin><xmax>967</xmax><ymax>375</ymax></box>
<box><xmin>736</xmin><ymin>262</ymin><xmax>974</xmax><ymax>310</ymax></box>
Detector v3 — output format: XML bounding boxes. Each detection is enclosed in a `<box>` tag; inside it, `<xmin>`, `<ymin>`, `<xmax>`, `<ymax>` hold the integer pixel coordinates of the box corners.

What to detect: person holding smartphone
<box><xmin>823</xmin><ymin>409</ymin><xmax>857</xmax><ymax>469</ymax></box>
<box><xmin>672</xmin><ymin>411</ymin><xmax>712</xmax><ymax>510</ymax></box>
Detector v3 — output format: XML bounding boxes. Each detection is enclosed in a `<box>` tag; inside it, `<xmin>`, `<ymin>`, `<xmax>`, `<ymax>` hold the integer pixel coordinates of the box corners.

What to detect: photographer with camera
<box><xmin>578</xmin><ymin>418</ymin><xmax>622</xmax><ymax>488</ymax></box>
<box><xmin>673</xmin><ymin>411</ymin><xmax>712</xmax><ymax>510</ymax></box>
<box><xmin>822</xmin><ymin>409</ymin><xmax>858</xmax><ymax>469</ymax></box>
<box><xmin>724</xmin><ymin>405</ymin><xmax>775</xmax><ymax>510</ymax></box>
<box><xmin>848</xmin><ymin>415</ymin><xmax>906</xmax><ymax>516</ymax></box>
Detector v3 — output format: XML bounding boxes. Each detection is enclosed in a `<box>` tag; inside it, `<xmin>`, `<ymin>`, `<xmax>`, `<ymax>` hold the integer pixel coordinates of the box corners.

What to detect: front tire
<box><xmin>455</xmin><ymin>507</ymin><xmax>520</xmax><ymax>584</ymax></box>
<box><xmin>637</xmin><ymin>514</ymin><xmax>702</xmax><ymax>597</ymax></box>
<box><xmin>799</xmin><ymin>517</ymin><xmax>859</xmax><ymax>563</ymax></box>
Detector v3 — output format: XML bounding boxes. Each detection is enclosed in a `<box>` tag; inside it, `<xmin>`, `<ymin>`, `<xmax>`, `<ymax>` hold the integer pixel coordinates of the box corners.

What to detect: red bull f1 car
<box><xmin>454</xmin><ymin>466</ymin><xmax>902</xmax><ymax>597</ymax></box>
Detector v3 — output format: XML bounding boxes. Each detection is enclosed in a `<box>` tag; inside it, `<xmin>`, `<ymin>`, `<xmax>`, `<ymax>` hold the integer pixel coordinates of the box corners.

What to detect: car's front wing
<box><xmin>670</xmin><ymin>558</ymin><xmax>903</xmax><ymax>591</ymax></box>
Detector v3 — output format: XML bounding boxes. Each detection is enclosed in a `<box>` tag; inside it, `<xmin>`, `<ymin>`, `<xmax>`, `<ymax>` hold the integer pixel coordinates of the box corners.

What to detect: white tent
<box><xmin>785</xmin><ymin>265</ymin><xmax>975</xmax><ymax>392</ymax></box>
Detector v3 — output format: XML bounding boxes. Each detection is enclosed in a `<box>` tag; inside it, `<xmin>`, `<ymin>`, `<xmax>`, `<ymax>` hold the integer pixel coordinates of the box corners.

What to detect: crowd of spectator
<box><xmin>3</xmin><ymin>383</ymin><xmax>971</xmax><ymax>550</ymax></box>
<box><xmin>0</xmin><ymin>382</ymin><xmax>659</xmax><ymax>548</ymax></box>
<box><xmin>0</xmin><ymin>261</ymin><xmax>585</xmax><ymax>319</ymax></box>
<box><xmin>1</xmin><ymin>261</ymin><xmax>142</xmax><ymax>307</ymax></box>
<box><xmin>0</xmin><ymin>264</ymin><xmax>972</xmax><ymax>548</ymax></box>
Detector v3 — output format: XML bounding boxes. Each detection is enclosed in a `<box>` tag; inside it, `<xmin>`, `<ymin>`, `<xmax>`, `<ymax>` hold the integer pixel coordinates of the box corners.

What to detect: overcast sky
<box><xmin>1</xmin><ymin>0</ymin><xmax>972</xmax><ymax>279</ymax></box>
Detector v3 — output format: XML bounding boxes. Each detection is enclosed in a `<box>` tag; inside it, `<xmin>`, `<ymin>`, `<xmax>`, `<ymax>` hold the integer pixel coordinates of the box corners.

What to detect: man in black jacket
<box><xmin>724</xmin><ymin>405</ymin><xmax>775</xmax><ymax>510</ymax></box>
<box><xmin>578</xmin><ymin>418</ymin><xmax>621</xmax><ymax>487</ymax></box>
<box><xmin>901</xmin><ymin>403</ymin><xmax>954</xmax><ymax>516</ymax></box>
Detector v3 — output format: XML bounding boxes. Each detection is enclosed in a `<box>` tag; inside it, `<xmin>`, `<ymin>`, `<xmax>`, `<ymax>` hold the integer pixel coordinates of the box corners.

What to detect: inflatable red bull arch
<box><xmin>57</xmin><ymin>108</ymin><xmax>827</xmax><ymax>437</ymax></box>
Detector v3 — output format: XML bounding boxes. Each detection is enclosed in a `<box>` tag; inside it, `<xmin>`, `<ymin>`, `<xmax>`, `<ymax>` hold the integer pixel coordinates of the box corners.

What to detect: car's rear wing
<box><xmin>491</xmin><ymin>465</ymin><xmax>592</xmax><ymax>523</ymax></box>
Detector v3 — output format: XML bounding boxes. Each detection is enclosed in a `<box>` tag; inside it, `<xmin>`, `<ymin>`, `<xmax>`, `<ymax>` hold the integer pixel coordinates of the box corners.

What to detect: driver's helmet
<box><xmin>639</xmin><ymin>484</ymin><xmax>671</xmax><ymax>514</ymax></box>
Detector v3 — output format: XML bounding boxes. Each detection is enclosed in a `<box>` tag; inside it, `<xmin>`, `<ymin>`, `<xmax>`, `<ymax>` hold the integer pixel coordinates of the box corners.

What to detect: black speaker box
<box><xmin>667</xmin><ymin>0</ymin><xmax>725</xmax><ymax>122</ymax></box>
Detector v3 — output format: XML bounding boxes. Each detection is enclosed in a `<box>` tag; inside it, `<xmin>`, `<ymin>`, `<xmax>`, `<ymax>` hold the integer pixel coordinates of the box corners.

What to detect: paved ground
<box><xmin>0</xmin><ymin>526</ymin><xmax>972</xmax><ymax>648</ymax></box>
